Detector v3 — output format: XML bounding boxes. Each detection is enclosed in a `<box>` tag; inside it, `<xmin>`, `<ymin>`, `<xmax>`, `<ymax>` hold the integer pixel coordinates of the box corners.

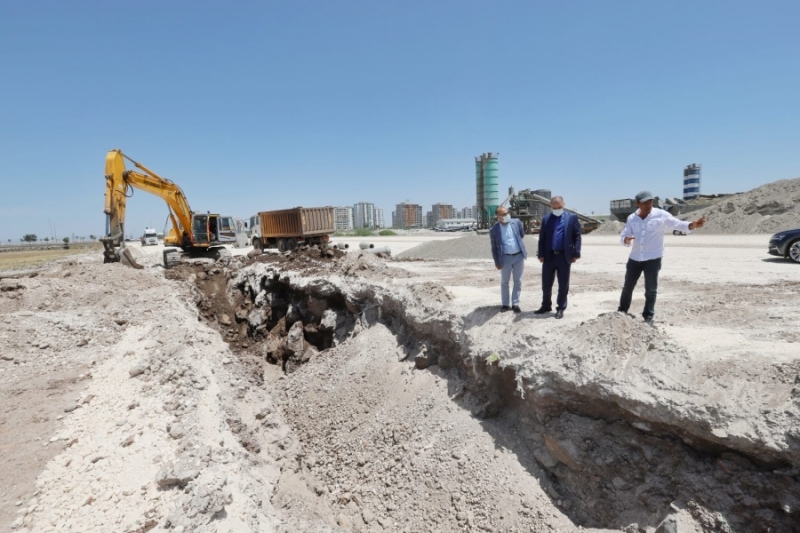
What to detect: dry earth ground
<box><xmin>1</xmin><ymin>233</ymin><xmax>798</xmax><ymax>532</ymax></box>
<box><xmin>0</xmin><ymin>244</ymin><xmax>103</xmax><ymax>271</ymax></box>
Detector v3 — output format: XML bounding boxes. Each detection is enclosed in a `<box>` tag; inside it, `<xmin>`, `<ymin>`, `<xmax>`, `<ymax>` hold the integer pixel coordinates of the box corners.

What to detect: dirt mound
<box><xmin>4</xmin><ymin>256</ymin><xmax>336</xmax><ymax>532</ymax></box>
<box><xmin>245</xmin><ymin>244</ymin><xmax>347</xmax><ymax>272</ymax></box>
<box><xmin>397</xmin><ymin>234</ymin><xmax>497</xmax><ymax>260</ymax></box>
<box><xmin>337</xmin><ymin>250</ymin><xmax>415</xmax><ymax>279</ymax></box>
<box><xmin>277</xmin><ymin>323</ymin><xmax>582</xmax><ymax>532</ymax></box>
<box><xmin>679</xmin><ymin>177</ymin><xmax>800</xmax><ymax>234</ymax></box>
<box><xmin>592</xmin><ymin>220</ymin><xmax>625</xmax><ymax>235</ymax></box>
<box><xmin>231</xmin><ymin>245</ymin><xmax>414</xmax><ymax>281</ymax></box>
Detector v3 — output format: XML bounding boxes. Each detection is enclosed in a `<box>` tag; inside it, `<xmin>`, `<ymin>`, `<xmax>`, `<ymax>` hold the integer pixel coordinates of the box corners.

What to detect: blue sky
<box><xmin>1</xmin><ymin>0</ymin><xmax>798</xmax><ymax>241</ymax></box>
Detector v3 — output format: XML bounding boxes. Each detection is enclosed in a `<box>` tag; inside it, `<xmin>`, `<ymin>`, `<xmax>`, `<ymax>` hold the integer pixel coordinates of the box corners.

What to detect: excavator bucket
<box><xmin>119</xmin><ymin>247</ymin><xmax>145</xmax><ymax>269</ymax></box>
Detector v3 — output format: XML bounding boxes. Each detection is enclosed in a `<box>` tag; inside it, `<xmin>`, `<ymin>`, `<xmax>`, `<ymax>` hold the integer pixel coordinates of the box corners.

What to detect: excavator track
<box><xmin>162</xmin><ymin>246</ymin><xmax>232</xmax><ymax>269</ymax></box>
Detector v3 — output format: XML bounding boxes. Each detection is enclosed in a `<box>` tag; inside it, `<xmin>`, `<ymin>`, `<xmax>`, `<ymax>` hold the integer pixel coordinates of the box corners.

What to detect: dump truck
<box><xmin>249</xmin><ymin>207</ymin><xmax>335</xmax><ymax>252</ymax></box>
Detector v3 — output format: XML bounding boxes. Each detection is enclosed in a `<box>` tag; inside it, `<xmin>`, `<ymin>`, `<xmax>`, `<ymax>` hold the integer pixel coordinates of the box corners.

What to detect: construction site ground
<box><xmin>1</xmin><ymin>233</ymin><xmax>798</xmax><ymax>533</ymax></box>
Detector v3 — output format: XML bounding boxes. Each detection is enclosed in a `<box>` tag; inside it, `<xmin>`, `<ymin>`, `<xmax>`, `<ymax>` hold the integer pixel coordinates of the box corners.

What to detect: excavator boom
<box><xmin>101</xmin><ymin>149</ymin><xmax>194</xmax><ymax>265</ymax></box>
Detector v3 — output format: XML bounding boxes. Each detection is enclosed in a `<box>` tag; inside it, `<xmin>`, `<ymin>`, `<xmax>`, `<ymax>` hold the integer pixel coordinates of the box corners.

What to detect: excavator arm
<box><xmin>101</xmin><ymin>149</ymin><xmax>195</xmax><ymax>264</ymax></box>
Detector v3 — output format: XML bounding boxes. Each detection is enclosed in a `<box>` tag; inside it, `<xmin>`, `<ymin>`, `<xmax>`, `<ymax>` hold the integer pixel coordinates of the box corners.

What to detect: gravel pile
<box><xmin>398</xmin><ymin>234</ymin><xmax>531</xmax><ymax>260</ymax></box>
<box><xmin>677</xmin><ymin>177</ymin><xmax>800</xmax><ymax>234</ymax></box>
<box><xmin>278</xmin><ymin>324</ymin><xmax>577</xmax><ymax>533</ymax></box>
<box><xmin>592</xmin><ymin>220</ymin><xmax>625</xmax><ymax>235</ymax></box>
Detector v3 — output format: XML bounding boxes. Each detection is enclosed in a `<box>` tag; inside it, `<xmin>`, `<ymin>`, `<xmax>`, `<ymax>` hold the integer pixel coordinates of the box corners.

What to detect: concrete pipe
<box><xmin>366</xmin><ymin>246</ymin><xmax>391</xmax><ymax>256</ymax></box>
<box><xmin>332</xmin><ymin>243</ymin><xmax>350</xmax><ymax>250</ymax></box>
<box><xmin>359</xmin><ymin>242</ymin><xmax>375</xmax><ymax>250</ymax></box>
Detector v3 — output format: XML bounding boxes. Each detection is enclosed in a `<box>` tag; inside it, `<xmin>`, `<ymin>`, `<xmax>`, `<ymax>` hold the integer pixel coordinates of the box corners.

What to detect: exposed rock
<box><xmin>168</xmin><ymin>423</ymin><xmax>185</xmax><ymax>439</ymax></box>
<box><xmin>156</xmin><ymin>460</ymin><xmax>200</xmax><ymax>489</ymax></box>
<box><xmin>128</xmin><ymin>365</ymin><xmax>146</xmax><ymax>377</ymax></box>
<box><xmin>337</xmin><ymin>513</ymin><xmax>353</xmax><ymax>530</ymax></box>
<box><xmin>285</xmin><ymin>320</ymin><xmax>305</xmax><ymax>356</ymax></box>
<box><xmin>543</xmin><ymin>435</ymin><xmax>582</xmax><ymax>471</ymax></box>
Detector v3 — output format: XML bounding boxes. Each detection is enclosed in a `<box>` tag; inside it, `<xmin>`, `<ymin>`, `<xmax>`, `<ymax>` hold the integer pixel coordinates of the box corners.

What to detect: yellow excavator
<box><xmin>101</xmin><ymin>149</ymin><xmax>235</xmax><ymax>268</ymax></box>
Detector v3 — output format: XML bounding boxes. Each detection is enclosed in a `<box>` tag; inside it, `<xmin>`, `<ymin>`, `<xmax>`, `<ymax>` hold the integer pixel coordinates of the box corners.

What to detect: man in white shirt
<box><xmin>618</xmin><ymin>191</ymin><xmax>706</xmax><ymax>324</ymax></box>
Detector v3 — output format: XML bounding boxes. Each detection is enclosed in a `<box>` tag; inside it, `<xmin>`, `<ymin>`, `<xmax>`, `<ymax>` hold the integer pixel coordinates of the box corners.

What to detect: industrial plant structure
<box><xmin>475</xmin><ymin>153</ymin><xmax>499</xmax><ymax>228</ymax></box>
<box><xmin>610</xmin><ymin>163</ymin><xmax>705</xmax><ymax>220</ymax></box>
<box><xmin>503</xmin><ymin>187</ymin><xmax>600</xmax><ymax>233</ymax></box>
<box><xmin>683</xmin><ymin>164</ymin><xmax>701</xmax><ymax>200</ymax></box>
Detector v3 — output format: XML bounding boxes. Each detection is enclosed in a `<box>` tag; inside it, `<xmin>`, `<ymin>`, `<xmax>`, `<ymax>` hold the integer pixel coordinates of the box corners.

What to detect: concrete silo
<box><xmin>683</xmin><ymin>164</ymin><xmax>701</xmax><ymax>200</ymax></box>
<box><xmin>475</xmin><ymin>153</ymin><xmax>499</xmax><ymax>228</ymax></box>
<box><xmin>532</xmin><ymin>189</ymin><xmax>552</xmax><ymax>220</ymax></box>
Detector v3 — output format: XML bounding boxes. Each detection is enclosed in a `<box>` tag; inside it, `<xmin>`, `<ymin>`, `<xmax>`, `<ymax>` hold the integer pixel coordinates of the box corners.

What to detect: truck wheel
<box><xmin>253</xmin><ymin>238</ymin><xmax>263</xmax><ymax>252</ymax></box>
<box><xmin>287</xmin><ymin>238</ymin><xmax>298</xmax><ymax>251</ymax></box>
<box><xmin>277</xmin><ymin>239</ymin><xmax>287</xmax><ymax>252</ymax></box>
<box><xmin>788</xmin><ymin>240</ymin><xmax>800</xmax><ymax>264</ymax></box>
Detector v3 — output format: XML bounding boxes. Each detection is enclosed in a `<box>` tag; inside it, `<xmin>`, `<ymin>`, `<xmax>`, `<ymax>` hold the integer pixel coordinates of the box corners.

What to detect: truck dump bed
<box><xmin>258</xmin><ymin>207</ymin><xmax>335</xmax><ymax>238</ymax></box>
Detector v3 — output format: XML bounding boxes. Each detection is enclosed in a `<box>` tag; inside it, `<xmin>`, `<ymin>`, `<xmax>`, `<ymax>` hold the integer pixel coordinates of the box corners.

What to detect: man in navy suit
<box><xmin>535</xmin><ymin>196</ymin><xmax>582</xmax><ymax>319</ymax></box>
<box><xmin>489</xmin><ymin>206</ymin><xmax>528</xmax><ymax>313</ymax></box>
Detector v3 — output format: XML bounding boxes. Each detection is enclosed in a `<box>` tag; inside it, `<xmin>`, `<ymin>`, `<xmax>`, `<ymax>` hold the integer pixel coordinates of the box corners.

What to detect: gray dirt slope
<box><xmin>677</xmin><ymin>177</ymin><xmax>800</xmax><ymax>234</ymax></box>
<box><xmin>587</xmin><ymin>177</ymin><xmax>800</xmax><ymax>236</ymax></box>
<box><xmin>398</xmin><ymin>233</ymin><xmax>541</xmax><ymax>261</ymax></box>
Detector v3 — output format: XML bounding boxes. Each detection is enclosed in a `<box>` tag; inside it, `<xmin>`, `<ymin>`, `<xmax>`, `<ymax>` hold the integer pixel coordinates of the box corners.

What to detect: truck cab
<box><xmin>141</xmin><ymin>228</ymin><xmax>159</xmax><ymax>246</ymax></box>
<box><xmin>247</xmin><ymin>214</ymin><xmax>262</xmax><ymax>248</ymax></box>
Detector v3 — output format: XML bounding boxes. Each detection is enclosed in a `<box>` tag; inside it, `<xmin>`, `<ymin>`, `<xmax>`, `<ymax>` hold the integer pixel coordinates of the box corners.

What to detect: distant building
<box><xmin>394</xmin><ymin>202</ymin><xmax>424</xmax><ymax>228</ymax></box>
<box><xmin>333</xmin><ymin>207</ymin><xmax>354</xmax><ymax>231</ymax></box>
<box><xmin>431</xmin><ymin>203</ymin><xmax>455</xmax><ymax>227</ymax></box>
<box><xmin>424</xmin><ymin>211</ymin><xmax>432</xmax><ymax>228</ymax></box>
<box><xmin>462</xmin><ymin>206</ymin><xmax>476</xmax><ymax>220</ymax></box>
<box><xmin>436</xmin><ymin>218</ymin><xmax>477</xmax><ymax>230</ymax></box>
<box><xmin>373</xmin><ymin>207</ymin><xmax>385</xmax><ymax>229</ymax></box>
<box><xmin>353</xmin><ymin>202</ymin><xmax>375</xmax><ymax>229</ymax></box>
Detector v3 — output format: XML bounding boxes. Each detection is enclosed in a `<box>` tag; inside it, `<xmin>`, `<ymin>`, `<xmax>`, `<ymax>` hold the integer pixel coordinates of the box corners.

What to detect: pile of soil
<box><xmin>397</xmin><ymin>234</ymin><xmax>497</xmax><ymax>261</ymax></box>
<box><xmin>592</xmin><ymin>220</ymin><xmax>626</xmax><ymax>235</ymax></box>
<box><xmin>678</xmin><ymin>178</ymin><xmax>800</xmax><ymax>234</ymax></box>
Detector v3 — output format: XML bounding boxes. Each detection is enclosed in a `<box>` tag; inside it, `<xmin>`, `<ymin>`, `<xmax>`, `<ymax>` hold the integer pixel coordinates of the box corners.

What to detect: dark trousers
<box><xmin>618</xmin><ymin>257</ymin><xmax>662</xmax><ymax>319</ymax></box>
<box><xmin>541</xmin><ymin>253</ymin><xmax>571</xmax><ymax>311</ymax></box>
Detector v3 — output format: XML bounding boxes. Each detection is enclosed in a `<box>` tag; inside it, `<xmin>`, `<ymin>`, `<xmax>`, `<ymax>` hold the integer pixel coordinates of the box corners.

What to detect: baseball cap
<box><xmin>635</xmin><ymin>191</ymin><xmax>654</xmax><ymax>203</ymax></box>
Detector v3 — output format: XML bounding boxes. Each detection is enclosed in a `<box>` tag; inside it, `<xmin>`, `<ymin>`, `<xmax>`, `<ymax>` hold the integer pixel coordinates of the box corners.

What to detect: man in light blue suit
<box><xmin>535</xmin><ymin>196</ymin><xmax>582</xmax><ymax>319</ymax></box>
<box><xmin>489</xmin><ymin>206</ymin><xmax>528</xmax><ymax>313</ymax></box>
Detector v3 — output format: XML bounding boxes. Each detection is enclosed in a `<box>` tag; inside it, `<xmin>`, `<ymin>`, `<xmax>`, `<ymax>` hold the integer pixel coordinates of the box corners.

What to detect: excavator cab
<box><xmin>190</xmin><ymin>214</ymin><xmax>236</xmax><ymax>247</ymax></box>
<box><xmin>192</xmin><ymin>214</ymin><xmax>211</xmax><ymax>246</ymax></box>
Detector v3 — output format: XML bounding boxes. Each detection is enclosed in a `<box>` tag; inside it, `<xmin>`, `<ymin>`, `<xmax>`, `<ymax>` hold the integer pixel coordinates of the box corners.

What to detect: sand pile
<box><xmin>678</xmin><ymin>177</ymin><xmax>800</xmax><ymax>234</ymax></box>
<box><xmin>398</xmin><ymin>233</ymin><xmax>538</xmax><ymax>260</ymax></box>
<box><xmin>592</xmin><ymin>220</ymin><xmax>625</xmax><ymax>235</ymax></box>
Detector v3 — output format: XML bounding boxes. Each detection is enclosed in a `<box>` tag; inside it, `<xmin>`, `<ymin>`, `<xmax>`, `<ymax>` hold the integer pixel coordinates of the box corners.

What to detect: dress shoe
<box><xmin>555</xmin><ymin>310</ymin><xmax>564</xmax><ymax>319</ymax></box>
<box><xmin>533</xmin><ymin>307</ymin><xmax>552</xmax><ymax>314</ymax></box>
<box><xmin>644</xmin><ymin>317</ymin><xmax>654</xmax><ymax>326</ymax></box>
<box><xmin>512</xmin><ymin>305</ymin><xmax>522</xmax><ymax>313</ymax></box>
<box><xmin>500</xmin><ymin>305</ymin><xmax>511</xmax><ymax>312</ymax></box>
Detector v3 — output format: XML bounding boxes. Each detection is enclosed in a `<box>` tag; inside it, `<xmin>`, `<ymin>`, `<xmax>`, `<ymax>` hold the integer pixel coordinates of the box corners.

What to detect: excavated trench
<box><xmin>178</xmin><ymin>256</ymin><xmax>800</xmax><ymax>532</ymax></box>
